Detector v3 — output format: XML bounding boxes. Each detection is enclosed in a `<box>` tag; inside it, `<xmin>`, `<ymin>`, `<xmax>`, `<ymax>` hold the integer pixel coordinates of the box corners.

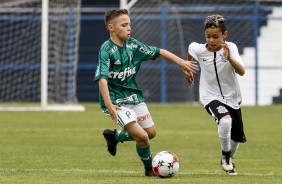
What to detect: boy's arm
<box><xmin>187</xmin><ymin>53</ymin><xmax>193</xmax><ymax>61</ymax></box>
<box><xmin>99</xmin><ymin>78</ymin><xmax>121</xmax><ymax>124</ymax></box>
<box><xmin>186</xmin><ymin>53</ymin><xmax>195</xmax><ymax>86</ymax></box>
<box><xmin>227</xmin><ymin>56</ymin><xmax>245</xmax><ymax>76</ymax></box>
<box><xmin>159</xmin><ymin>49</ymin><xmax>198</xmax><ymax>86</ymax></box>
<box><xmin>221</xmin><ymin>43</ymin><xmax>245</xmax><ymax>76</ymax></box>
<box><xmin>159</xmin><ymin>49</ymin><xmax>198</xmax><ymax>73</ymax></box>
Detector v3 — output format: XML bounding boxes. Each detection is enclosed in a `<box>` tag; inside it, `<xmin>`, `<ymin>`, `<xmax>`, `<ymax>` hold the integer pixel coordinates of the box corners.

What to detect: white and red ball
<box><xmin>152</xmin><ymin>151</ymin><xmax>180</xmax><ymax>178</ymax></box>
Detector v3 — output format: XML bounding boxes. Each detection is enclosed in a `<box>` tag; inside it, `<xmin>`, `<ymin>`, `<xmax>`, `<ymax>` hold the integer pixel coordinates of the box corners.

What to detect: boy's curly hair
<box><xmin>204</xmin><ymin>14</ymin><xmax>226</xmax><ymax>33</ymax></box>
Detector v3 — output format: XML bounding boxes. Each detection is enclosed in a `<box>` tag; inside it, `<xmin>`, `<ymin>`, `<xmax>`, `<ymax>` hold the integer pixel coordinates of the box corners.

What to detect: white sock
<box><xmin>218</xmin><ymin>118</ymin><xmax>232</xmax><ymax>152</ymax></box>
<box><xmin>231</xmin><ymin>139</ymin><xmax>239</xmax><ymax>158</ymax></box>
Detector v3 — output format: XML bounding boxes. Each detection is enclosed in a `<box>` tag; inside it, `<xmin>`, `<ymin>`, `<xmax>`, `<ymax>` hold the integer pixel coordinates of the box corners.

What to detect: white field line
<box><xmin>0</xmin><ymin>168</ymin><xmax>278</xmax><ymax>177</ymax></box>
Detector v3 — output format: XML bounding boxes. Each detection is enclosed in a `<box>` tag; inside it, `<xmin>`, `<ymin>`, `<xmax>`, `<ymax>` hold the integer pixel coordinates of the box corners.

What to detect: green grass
<box><xmin>0</xmin><ymin>103</ymin><xmax>281</xmax><ymax>184</ymax></box>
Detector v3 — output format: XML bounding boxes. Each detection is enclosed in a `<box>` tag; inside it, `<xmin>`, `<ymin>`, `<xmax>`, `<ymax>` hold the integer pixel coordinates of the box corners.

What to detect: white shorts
<box><xmin>104</xmin><ymin>103</ymin><xmax>154</xmax><ymax>129</ymax></box>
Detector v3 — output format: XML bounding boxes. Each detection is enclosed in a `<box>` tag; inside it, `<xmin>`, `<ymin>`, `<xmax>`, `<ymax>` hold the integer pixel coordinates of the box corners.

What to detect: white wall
<box><xmin>239</xmin><ymin>7</ymin><xmax>282</xmax><ymax>106</ymax></box>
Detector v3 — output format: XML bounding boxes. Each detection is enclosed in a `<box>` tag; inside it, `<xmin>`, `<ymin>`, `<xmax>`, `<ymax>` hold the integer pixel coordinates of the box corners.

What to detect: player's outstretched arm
<box><xmin>159</xmin><ymin>49</ymin><xmax>198</xmax><ymax>86</ymax></box>
<box><xmin>159</xmin><ymin>49</ymin><xmax>198</xmax><ymax>74</ymax></box>
<box><xmin>186</xmin><ymin>53</ymin><xmax>196</xmax><ymax>87</ymax></box>
<box><xmin>99</xmin><ymin>79</ymin><xmax>121</xmax><ymax>124</ymax></box>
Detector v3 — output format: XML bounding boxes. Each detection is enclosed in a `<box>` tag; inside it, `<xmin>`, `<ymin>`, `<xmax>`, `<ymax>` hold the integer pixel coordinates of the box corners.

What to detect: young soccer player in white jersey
<box><xmin>187</xmin><ymin>15</ymin><xmax>247</xmax><ymax>175</ymax></box>
<box><xmin>94</xmin><ymin>9</ymin><xmax>198</xmax><ymax>177</ymax></box>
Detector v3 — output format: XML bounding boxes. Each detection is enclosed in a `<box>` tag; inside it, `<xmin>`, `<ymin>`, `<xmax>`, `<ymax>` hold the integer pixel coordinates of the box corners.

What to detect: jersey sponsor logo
<box><xmin>114</xmin><ymin>60</ymin><xmax>121</xmax><ymax>65</ymax></box>
<box><xmin>116</xmin><ymin>94</ymin><xmax>139</xmax><ymax>104</ymax></box>
<box><xmin>139</xmin><ymin>47</ymin><xmax>155</xmax><ymax>56</ymax></box>
<box><xmin>137</xmin><ymin>114</ymin><xmax>151</xmax><ymax>122</ymax></box>
<box><xmin>108</xmin><ymin>67</ymin><xmax>136</xmax><ymax>81</ymax></box>
<box><xmin>126</xmin><ymin>43</ymin><xmax>138</xmax><ymax>49</ymax></box>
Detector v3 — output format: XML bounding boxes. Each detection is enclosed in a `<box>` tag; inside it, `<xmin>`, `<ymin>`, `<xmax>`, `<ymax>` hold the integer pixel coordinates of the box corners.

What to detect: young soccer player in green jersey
<box><xmin>94</xmin><ymin>9</ymin><xmax>198</xmax><ymax>177</ymax></box>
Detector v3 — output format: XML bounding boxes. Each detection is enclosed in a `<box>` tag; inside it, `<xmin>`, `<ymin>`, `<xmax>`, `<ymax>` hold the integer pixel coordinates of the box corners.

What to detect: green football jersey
<box><xmin>95</xmin><ymin>38</ymin><xmax>160</xmax><ymax>110</ymax></box>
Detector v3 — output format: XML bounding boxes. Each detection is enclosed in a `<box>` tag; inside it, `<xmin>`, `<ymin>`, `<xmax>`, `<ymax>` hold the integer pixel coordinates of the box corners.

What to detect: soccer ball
<box><xmin>152</xmin><ymin>151</ymin><xmax>180</xmax><ymax>178</ymax></box>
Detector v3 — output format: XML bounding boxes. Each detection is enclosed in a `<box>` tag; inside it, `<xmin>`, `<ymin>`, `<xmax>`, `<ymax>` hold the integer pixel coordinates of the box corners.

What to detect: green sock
<box><xmin>115</xmin><ymin>130</ymin><xmax>134</xmax><ymax>142</ymax></box>
<box><xmin>136</xmin><ymin>144</ymin><xmax>153</xmax><ymax>169</ymax></box>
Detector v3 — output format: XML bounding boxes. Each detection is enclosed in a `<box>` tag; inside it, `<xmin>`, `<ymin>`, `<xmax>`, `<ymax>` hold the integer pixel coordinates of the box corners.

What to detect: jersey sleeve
<box><xmin>188</xmin><ymin>42</ymin><xmax>199</xmax><ymax>61</ymax></box>
<box><xmin>94</xmin><ymin>49</ymin><xmax>110</xmax><ymax>81</ymax></box>
<box><xmin>133</xmin><ymin>39</ymin><xmax>160</xmax><ymax>61</ymax></box>
<box><xmin>228</xmin><ymin>42</ymin><xmax>244</xmax><ymax>67</ymax></box>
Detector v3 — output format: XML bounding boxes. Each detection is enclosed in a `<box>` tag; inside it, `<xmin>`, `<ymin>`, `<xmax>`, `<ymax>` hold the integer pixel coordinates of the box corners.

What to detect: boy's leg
<box><xmin>205</xmin><ymin>101</ymin><xmax>234</xmax><ymax>172</ymax></box>
<box><xmin>231</xmin><ymin>139</ymin><xmax>239</xmax><ymax>158</ymax></box>
<box><xmin>102</xmin><ymin>107</ymin><xmax>136</xmax><ymax>156</ymax></box>
<box><xmin>116</xmin><ymin>130</ymin><xmax>134</xmax><ymax>142</ymax></box>
<box><xmin>104</xmin><ymin>102</ymin><xmax>154</xmax><ymax>147</ymax></box>
<box><xmin>103</xmin><ymin>105</ymin><xmax>156</xmax><ymax>176</ymax></box>
<box><xmin>228</xmin><ymin>107</ymin><xmax>246</xmax><ymax>175</ymax></box>
<box><xmin>102</xmin><ymin>129</ymin><xmax>136</xmax><ymax>156</ymax></box>
<box><xmin>136</xmin><ymin>144</ymin><xmax>155</xmax><ymax>176</ymax></box>
<box><xmin>131</xmin><ymin>103</ymin><xmax>156</xmax><ymax>176</ymax></box>
<box><xmin>132</xmin><ymin>103</ymin><xmax>156</xmax><ymax>139</ymax></box>
<box><xmin>218</xmin><ymin>117</ymin><xmax>232</xmax><ymax>153</ymax></box>
<box><xmin>225</xmin><ymin>140</ymin><xmax>239</xmax><ymax>175</ymax></box>
<box><xmin>124</xmin><ymin>121</ymin><xmax>154</xmax><ymax>176</ymax></box>
<box><xmin>218</xmin><ymin>117</ymin><xmax>234</xmax><ymax>171</ymax></box>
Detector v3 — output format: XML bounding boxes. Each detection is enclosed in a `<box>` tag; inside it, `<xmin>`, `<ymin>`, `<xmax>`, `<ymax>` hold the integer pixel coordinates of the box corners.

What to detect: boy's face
<box><xmin>205</xmin><ymin>27</ymin><xmax>227</xmax><ymax>52</ymax></box>
<box><xmin>108</xmin><ymin>14</ymin><xmax>131</xmax><ymax>41</ymax></box>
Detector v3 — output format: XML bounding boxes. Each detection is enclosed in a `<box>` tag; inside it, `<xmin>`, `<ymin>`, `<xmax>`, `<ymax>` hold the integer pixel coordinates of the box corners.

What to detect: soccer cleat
<box><xmin>221</xmin><ymin>155</ymin><xmax>234</xmax><ymax>171</ymax></box>
<box><xmin>102</xmin><ymin>129</ymin><xmax>118</xmax><ymax>156</ymax></box>
<box><xmin>145</xmin><ymin>167</ymin><xmax>156</xmax><ymax>177</ymax></box>
<box><xmin>227</xmin><ymin>169</ymin><xmax>238</xmax><ymax>175</ymax></box>
<box><xmin>226</xmin><ymin>164</ymin><xmax>238</xmax><ymax>175</ymax></box>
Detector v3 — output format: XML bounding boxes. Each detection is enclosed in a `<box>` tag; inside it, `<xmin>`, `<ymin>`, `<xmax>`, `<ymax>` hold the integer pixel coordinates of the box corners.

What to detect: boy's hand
<box><xmin>221</xmin><ymin>43</ymin><xmax>230</xmax><ymax>60</ymax></box>
<box><xmin>180</xmin><ymin>60</ymin><xmax>198</xmax><ymax>86</ymax></box>
<box><xmin>107</xmin><ymin>104</ymin><xmax>122</xmax><ymax>125</ymax></box>
<box><xmin>185</xmin><ymin>71</ymin><xmax>194</xmax><ymax>87</ymax></box>
<box><xmin>181</xmin><ymin>60</ymin><xmax>198</xmax><ymax>74</ymax></box>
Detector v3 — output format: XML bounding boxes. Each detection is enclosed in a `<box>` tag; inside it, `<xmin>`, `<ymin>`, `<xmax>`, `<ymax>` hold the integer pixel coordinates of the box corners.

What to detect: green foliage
<box><xmin>0</xmin><ymin>104</ymin><xmax>281</xmax><ymax>184</ymax></box>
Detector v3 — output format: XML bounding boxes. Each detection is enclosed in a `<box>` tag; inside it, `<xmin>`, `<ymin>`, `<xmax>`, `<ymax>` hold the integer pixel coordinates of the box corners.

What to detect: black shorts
<box><xmin>205</xmin><ymin>100</ymin><xmax>247</xmax><ymax>143</ymax></box>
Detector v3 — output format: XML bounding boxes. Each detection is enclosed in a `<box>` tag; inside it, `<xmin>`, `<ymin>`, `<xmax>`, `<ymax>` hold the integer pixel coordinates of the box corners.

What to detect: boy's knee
<box><xmin>218</xmin><ymin>117</ymin><xmax>232</xmax><ymax>138</ymax></box>
<box><xmin>148</xmin><ymin>131</ymin><xmax>156</xmax><ymax>139</ymax></box>
<box><xmin>136</xmin><ymin>132</ymin><xmax>149</xmax><ymax>147</ymax></box>
<box><xmin>145</xmin><ymin>127</ymin><xmax>156</xmax><ymax>139</ymax></box>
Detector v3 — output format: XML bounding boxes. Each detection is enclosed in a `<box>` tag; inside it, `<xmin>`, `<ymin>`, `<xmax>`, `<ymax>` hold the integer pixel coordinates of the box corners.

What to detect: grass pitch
<box><xmin>0</xmin><ymin>103</ymin><xmax>281</xmax><ymax>184</ymax></box>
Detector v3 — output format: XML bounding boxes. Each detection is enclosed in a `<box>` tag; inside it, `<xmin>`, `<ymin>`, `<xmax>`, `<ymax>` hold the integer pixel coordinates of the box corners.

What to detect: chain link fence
<box><xmin>126</xmin><ymin>0</ymin><xmax>282</xmax><ymax>105</ymax></box>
